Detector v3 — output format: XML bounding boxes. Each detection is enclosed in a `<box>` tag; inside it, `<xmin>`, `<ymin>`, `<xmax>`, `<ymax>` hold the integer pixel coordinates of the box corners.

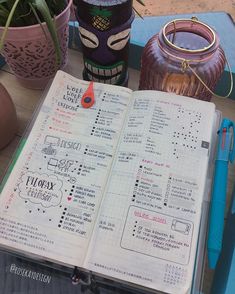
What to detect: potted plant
<box><xmin>0</xmin><ymin>0</ymin><xmax>72</xmax><ymax>89</ymax></box>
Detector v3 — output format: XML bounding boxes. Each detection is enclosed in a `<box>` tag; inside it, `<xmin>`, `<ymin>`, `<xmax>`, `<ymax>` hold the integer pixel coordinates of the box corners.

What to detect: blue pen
<box><xmin>208</xmin><ymin>118</ymin><xmax>235</xmax><ymax>269</ymax></box>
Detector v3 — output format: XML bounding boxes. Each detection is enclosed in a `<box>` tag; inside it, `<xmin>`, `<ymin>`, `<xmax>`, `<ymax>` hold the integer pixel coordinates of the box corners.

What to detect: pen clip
<box><xmin>229</xmin><ymin>122</ymin><xmax>235</xmax><ymax>163</ymax></box>
<box><xmin>220</xmin><ymin>118</ymin><xmax>235</xmax><ymax>163</ymax></box>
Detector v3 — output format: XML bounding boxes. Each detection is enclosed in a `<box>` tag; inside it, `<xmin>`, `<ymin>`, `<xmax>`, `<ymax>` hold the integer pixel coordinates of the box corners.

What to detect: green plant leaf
<box><xmin>29</xmin><ymin>2</ymin><xmax>47</xmax><ymax>38</ymax></box>
<box><xmin>50</xmin><ymin>0</ymin><xmax>67</xmax><ymax>14</ymax></box>
<box><xmin>0</xmin><ymin>4</ymin><xmax>9</xmax><ymax>15</ymax></box>
<box><xmin>32</xmin><ymin>0</ymin><xmax>62</xmax><ymax>67</ymax></box>
<box><xmin>0</xmin><ymin>0</ymin><xmax>67</xmax><ymax>26</ymax></box>
<box><xmin>0</xmin><ymin>4</ymin><xmax>10</xmax><ymax>26</ymax></box>
<box><xmin>135</xmin><ymin>0</ymin><xmax>145</xmax><ymax>6</ymax></box>
<box><xmin>90</xmin><ymin>7</ymin><xmax>112</xmax><ymax>18</ymax></box>
<box><xmin>0</xmin><ymin>0</ymin><xmax>21</xmax><ymax>51</ymax></box>
<box><xmin>133</xmin><ymin>6</ymin><xmax>144</xmax><ymax>19</ymax></box>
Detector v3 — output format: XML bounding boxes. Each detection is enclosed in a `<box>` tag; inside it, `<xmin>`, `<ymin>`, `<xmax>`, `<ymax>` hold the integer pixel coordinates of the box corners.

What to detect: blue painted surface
<box><xmin>69</xmin><ymin>12</ymin><xmax>235</xmax><ymax>98</ymax></box>
<box><xmin>211</xmin><ymin>186</ymin><xmax>235</xmax><ymax>294</ymax></box>
<box><xmin>129</xmin><ymin>12</ymin><xmax>235</xmax><ymax>98</ymax></box>
<box><xmin>208</xmin><ymin>119</ymin><xmax>235</xmax><ymax>269</ymax></box>
<box><xmin>130</xmin><ymin>12</ymin><xmax>235</xmax><ymax>66</ymax></box>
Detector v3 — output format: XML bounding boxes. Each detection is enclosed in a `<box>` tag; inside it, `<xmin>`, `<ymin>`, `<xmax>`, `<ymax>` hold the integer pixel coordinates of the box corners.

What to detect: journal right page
<box><xmin>85</xmin><ymin>90</ymin><xmax>216</xmax><ymax>294</ymax></box>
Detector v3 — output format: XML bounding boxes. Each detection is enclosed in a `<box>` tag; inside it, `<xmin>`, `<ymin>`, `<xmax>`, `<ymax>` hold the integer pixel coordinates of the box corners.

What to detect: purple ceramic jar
<box><xmin>139</xmin><ymin>18</ymin><xmax>226</xmax><ymax>101</ymax></box>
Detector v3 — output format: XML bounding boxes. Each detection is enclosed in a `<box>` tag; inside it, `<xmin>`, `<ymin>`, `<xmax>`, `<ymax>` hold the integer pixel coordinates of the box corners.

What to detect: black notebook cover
<box><xmin>0</xmin><ymin>251</ymin><xmax>148</xmax><ymax>294</ymax></box>
<box><xmin>0</xmin><ymin>251</ymin><xmax>80</xmax><ymax>294</ymax></box>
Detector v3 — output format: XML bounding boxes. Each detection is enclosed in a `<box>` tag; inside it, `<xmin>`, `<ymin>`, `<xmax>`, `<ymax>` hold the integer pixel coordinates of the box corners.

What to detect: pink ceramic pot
<box><xmin>0</xmin><ymin>0</ymin><xmax>72</xmax><ymax>89</ymax></box>
<box><xmin>0</xmin><ymin>83</ymin><xmax>17</xmax><ymax>149</ymax></box>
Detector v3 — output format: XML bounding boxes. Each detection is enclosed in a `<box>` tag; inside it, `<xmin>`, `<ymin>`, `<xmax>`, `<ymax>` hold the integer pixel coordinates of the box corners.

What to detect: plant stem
<box><xmin>135</xmin><ymin>0</ymin><xmax>145</xmax><ymax>6</ymax></box>
<box><xmin>34</xmin><ymin>0</ymin><xmax>62</xmax><ymax>67</ymax></box>
<box><xmin>29</xmin><ymin>2</ymin><xmax>47</xmax><ymax>39</ymax></box>
<box><xmin>0</xmin><ymin>0</ymin><xmax>21</xmax><ymax>51</ymax></box>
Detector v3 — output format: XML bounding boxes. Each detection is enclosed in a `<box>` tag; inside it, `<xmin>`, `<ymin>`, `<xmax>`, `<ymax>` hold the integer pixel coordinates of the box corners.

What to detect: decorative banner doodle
<box><xmin>18</xmin><ymin>172</ymin><xmax>63</xmax><ymax>208</ymax></box>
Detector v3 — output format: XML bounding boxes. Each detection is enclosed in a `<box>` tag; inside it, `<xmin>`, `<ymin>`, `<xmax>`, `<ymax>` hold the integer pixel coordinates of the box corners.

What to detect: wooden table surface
<box><xmin>1</xmin><ymin>49</ymin><xmax>235</xmax><ymax>294</ymax></box>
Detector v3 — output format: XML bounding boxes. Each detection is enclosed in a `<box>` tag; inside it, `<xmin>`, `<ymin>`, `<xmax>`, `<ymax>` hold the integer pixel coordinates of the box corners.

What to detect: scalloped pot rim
<box><xmin>0</xmin><ymin>0</ymin><xmax>73</xmax><ymax>32</ymax></box>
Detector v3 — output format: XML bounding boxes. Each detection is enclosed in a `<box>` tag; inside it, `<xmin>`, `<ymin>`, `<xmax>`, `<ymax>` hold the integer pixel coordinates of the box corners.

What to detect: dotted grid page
<box><xmin>0</xmin><ymin>71</ymin><xmax>132</xmax><ymax>267</ymax></box>
<box><xmin>85</xmin><ymin>90</ymin><xmax>216</xmax><ymax>294</ymax></box>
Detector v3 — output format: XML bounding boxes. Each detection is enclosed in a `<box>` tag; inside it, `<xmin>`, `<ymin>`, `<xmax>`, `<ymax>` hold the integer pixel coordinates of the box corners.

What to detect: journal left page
<box><xmin>0</xmin><ymin>71</ymin><xmax>132</xmax><ymax>267</ymax></box>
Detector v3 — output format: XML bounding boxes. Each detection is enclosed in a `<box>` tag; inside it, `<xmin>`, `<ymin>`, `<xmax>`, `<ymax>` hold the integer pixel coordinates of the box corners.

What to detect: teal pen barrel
<box><xmin>208</xmin><ymin>160</ymin><xmax>228</xmax><ymax>269</ymax></box>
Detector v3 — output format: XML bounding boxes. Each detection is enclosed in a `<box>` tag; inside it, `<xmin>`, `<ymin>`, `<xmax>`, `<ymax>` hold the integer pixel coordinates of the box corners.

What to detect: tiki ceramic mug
<box><xmin>76</xmin><ymin>0</ymin><xmax>134</xmax><ymax>86</ymax></box>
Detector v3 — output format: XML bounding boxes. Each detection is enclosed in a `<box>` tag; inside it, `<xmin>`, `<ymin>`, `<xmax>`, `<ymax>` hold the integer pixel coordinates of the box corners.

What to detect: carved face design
<box><xmin>78</xmin><ymin>12</ymin><xmax>134</xmax><ymax>85</ymax></box>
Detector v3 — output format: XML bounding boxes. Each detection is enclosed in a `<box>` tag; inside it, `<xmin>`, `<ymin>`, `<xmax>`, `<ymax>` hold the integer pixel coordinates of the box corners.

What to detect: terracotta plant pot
<box><xmin>0</xmin><ymin>83</ymin><xmax>17</xmax><ymax>149</ymax></box>
<box><xmin>0</xmin><ymin>0</ymin><xmax>72</xmax><ymax>90</ymax></box>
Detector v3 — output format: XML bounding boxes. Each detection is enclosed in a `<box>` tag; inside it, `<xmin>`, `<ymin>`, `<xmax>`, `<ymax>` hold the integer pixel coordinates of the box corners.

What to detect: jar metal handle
<box><xmin>157</xmin><ymin>36</ymin><xmax>234</xmax><ymax>99</ymax></box>
<box><xmin>183</xmin><ymin>57</ymin><xmax>233</xmax><ymax>99</ymax></box>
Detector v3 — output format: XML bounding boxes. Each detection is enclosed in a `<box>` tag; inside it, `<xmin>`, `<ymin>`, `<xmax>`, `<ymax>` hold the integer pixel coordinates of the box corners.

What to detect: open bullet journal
<box><xmin>0</xmin><ymin>71</ymin><xmax>218</xmax><ymax>294</ymax></box>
